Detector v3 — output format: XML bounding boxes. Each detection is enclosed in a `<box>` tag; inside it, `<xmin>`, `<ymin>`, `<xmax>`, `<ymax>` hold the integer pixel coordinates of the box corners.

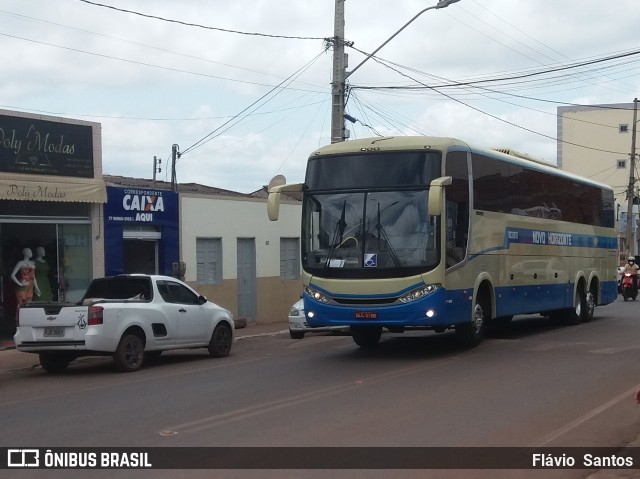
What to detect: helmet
<box><xmin>630</xmin><ymin>256</ymin><xmax>635</xmax><ymax>262</ymax></box>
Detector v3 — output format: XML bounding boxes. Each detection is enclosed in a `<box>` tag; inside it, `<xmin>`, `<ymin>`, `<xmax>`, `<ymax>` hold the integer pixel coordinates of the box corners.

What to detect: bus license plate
<box><xmin>44</xmin><ymin>327</ymin><xmax>64</xmax><ymax>337</ymax></box>
<box><xmin>355</xmin><ymin>311</ymin><xmax>377</xmax><ymax>320</ymax></box>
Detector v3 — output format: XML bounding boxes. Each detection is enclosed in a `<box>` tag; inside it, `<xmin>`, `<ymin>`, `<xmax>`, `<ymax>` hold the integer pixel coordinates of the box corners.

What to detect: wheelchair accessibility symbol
<box><xmin>364</xmin><ymin>254</ymin><xmax>377</xmax><ymax>268</ymax></box>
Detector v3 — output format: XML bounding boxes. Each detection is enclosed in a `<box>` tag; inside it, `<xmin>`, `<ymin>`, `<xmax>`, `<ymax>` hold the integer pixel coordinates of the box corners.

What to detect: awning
<box><xmin>0</xmin><ymin>174</ymin><xmax>107</xmax><ymax>203</ymax></box>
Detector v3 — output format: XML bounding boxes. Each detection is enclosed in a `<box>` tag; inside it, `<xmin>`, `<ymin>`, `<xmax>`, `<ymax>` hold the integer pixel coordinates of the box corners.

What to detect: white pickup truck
<box><xmin>14</xmin><ymin>274</ymin><xmax>234</xmax><ymax>373</ymax></box>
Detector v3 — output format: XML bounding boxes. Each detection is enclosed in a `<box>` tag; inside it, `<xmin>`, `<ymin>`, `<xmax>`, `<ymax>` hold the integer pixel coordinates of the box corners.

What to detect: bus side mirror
<box><xmin>268</xmin><ymin>190</ymin><xmax>282</xmax><ymax>221</ymax></box>
<box><xmin>428</xmin><ymin>176</ymin><xmax>452</xmax><ymax>217</ymax></box>
<box><xmin>267</xmin><ymin>183</ymin><xmax>304</xmax><ymax>221</ymax></box>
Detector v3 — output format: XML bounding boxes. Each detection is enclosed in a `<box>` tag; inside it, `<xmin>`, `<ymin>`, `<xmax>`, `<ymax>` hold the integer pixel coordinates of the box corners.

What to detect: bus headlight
<box><xmin>399</xmin><ymin>284</ymin><xmax>440</xmax><ymax>304</ymax></box>
<box><xmin>305</xmin><ymin>286</ymin><xmax>331</xmax><ymax>304</ymax></box>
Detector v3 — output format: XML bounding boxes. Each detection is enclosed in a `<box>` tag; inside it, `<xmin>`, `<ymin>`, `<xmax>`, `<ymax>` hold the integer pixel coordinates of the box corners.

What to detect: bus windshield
<box><xmin>302</xmin><ymin>151</ymin><xmax>442</xmax><ymax>278</ymax></box>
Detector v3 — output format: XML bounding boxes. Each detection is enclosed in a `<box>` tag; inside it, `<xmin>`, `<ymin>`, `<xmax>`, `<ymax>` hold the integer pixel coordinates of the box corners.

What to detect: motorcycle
<box><xmin>621</xmin><ymin>272</ymin><xmax>638</xmax><ymax>301</ymax></box>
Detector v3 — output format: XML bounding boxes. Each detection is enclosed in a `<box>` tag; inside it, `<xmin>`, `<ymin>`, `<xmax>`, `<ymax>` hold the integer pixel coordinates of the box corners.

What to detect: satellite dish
<box><xmin>267</xmin><ymin>175</ymin><xmax>286</xmax><ymax>192</ymax></box>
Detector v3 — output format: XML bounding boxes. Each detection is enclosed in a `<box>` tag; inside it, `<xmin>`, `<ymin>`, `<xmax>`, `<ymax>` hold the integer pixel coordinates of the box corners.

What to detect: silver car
<box><xmin>288</xmin><ymin>299</ymin><xmax>349</xmax><ymax>339</ymax></box>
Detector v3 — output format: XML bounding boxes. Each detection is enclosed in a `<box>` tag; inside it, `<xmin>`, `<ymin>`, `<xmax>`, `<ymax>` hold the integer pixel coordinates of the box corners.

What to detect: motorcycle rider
<box><xmin>624</xmin><ymin>256</ymin><xmax>640</xmax><ymax>296</ymax></box>
<box><xmin>624</xmin><ymin>256</ymin><xmax>639</xmax><ymax>274</ymax></box>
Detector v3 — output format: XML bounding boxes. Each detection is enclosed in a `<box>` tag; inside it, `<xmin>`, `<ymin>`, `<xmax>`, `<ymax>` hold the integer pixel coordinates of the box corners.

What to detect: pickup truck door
<box><xmin>156</xmin><ymin>280</ymin><xmax>210</xmax><ymax>343</ymax></box>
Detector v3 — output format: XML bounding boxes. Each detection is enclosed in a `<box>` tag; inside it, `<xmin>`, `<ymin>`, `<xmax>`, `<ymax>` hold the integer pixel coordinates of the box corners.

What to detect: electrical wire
<box><xmin>77</xmin><ymin>0</ymin><xmax>326</xmax><ymax>41</ymax></box>
<box><xmin>180</xmin><ymin>50</ymin><xmax>326</xmax><ymax>156</ymax></box>
<box><xmin>352</xmin><ymin>55</ymin><xmax>630</xmax><ymax>155</ymax></box>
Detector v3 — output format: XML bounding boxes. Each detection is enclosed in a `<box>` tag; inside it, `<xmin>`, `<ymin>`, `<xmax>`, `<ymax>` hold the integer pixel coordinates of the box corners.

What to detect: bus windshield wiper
<box><xmin>374</xmin><ymin>202</ymin><xmax>400</xmax><ymax>267</ymax></box>
<box><xmin>325</xmin><ymin>200</ymin><xmax>347</xmax><ymax>268</ymax></box>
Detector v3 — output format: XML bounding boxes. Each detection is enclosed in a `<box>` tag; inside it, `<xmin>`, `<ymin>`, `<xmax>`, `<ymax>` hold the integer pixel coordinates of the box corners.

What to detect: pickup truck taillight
<box><xmin>88</xmin><ymin>305</ymin><xmax>104</xmax><ymax>326</ymax></box>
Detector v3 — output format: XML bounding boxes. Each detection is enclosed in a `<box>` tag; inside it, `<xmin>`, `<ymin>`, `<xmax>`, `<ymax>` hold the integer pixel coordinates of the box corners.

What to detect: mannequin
<box><xmin>11</xmin><ymin>248</ymin><xmax>40</xmax><ymax>307</ymax></box>
<box><xmin>34</xmin><ymin>246</ymin><xmax>53</xmax><ymax>302</ymax></box>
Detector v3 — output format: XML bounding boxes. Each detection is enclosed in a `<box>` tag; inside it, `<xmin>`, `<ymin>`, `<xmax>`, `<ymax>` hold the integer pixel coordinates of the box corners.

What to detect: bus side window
<box><xmin>445</xmin><ymin>151</ymin><xmax>470</xmax><ymax>268</ymax></box>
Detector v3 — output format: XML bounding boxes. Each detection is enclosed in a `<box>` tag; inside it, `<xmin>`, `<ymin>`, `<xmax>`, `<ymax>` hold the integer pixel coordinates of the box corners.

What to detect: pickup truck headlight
<box><xmin>399</xmin><ymin>284</ymin><xmax>440</xmax><ymax>304</ymax></box>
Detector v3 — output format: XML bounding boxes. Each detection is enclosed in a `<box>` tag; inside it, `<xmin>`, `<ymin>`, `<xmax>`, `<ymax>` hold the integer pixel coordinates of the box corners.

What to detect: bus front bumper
<box><xmin>304</xmin><ymin>288</ymin><xmax>452</xmax><ymax>329</ymax></box>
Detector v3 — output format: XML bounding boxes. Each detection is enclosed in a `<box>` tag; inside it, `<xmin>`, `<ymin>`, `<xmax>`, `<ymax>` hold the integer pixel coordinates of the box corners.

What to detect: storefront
<box><xmin>103</xmin><ymin>185</ymin><xmax>179</xmax><ymax>276</ymax></box>
<box><xmin>0</xmin><ymin>110</ymin><xmax>106</xmax><ymax>341</ymax></box>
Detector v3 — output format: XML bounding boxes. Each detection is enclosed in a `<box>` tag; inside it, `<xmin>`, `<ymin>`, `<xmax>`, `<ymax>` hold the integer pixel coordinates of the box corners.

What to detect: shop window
<box><xmin>196</xmin><ymin>238</ymin><xmax>222</xmax><ymax>284</ymax></box>
<box><xmin>58</xmin><ymin>224</ymin><xmax>93</xmax><ymax>302</ymax></box>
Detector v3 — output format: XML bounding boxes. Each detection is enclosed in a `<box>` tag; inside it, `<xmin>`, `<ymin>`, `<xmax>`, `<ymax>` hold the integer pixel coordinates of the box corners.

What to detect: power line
<box><xmin>355</xmin><ymin>56</ymin><xmax>629</xmax><ymax>156</ymax></box>
<box><xmin>77</xmin><ymin>0</ymin><xmax>326</xmax><ymax>41</ymax></box>
<box><xmin>0</xmin><ymin>32</ymin><xmax>328</xmax><ymax>95</ymax></box>
<box><xmin>0</xmin><ymin>9</ymin><xmax>325</xmax><ymax>87</ymax></box>
<box><xmin>348</xmin><ymin>45</ymin><xmax>640</xmax><ymax>102</ymax></box>
<box><xmin>353</xmin><ymin>58</ymin><xmax>627</xmax><ymax>132</ymax></box>
<box><xmin>180</xmin><ymin>51</ymin><xmax>326</xmax><ymax>156</ymax></box>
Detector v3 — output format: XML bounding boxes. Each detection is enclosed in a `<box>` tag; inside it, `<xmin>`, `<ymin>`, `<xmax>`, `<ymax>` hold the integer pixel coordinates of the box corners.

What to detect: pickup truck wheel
<box><xmin>114</xmin><ymin>333</ymin><xmax>145</xmax><ymax>372</ymax></box>
<box><xmin>289</xmin><ymin>329</ymin><xmax>305</xmax><ymax>339</ymax></box>
<box><xmin>208</xmin><ymin>323</ymin><xmax>232</xmax><ymax>357</ymax></box>
<box><xmin>39</xmin><ymin>353</ymin><xmax>71</xmax><ymax>373</ymax></box>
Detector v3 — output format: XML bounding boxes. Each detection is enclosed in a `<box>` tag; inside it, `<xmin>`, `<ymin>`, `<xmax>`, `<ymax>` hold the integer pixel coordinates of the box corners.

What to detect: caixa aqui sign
<box><xmin>104</xmin><ymin>187</ymin><xmax>178</xmax><ymax>225</ymax></box>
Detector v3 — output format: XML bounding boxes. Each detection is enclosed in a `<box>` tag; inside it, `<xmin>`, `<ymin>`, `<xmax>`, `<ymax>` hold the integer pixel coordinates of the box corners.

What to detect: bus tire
<box><xmin>351</xmin><ymin>326</ymin><xmax>382</xmax><ymax>348</ymax></box>
<box><xmin>582</xmin><ymin>289</ymin><xmax>595</xmax><ymax>323</ymax></box>
<box><xmin>456</xmin><ymin>299</ymin><xmax>487</xmax><ymax>348</ymax></box>
<box><xmin>566</xmin><ymin>283</ymin><xmax>586</xmax><ymax>326</ymax></box>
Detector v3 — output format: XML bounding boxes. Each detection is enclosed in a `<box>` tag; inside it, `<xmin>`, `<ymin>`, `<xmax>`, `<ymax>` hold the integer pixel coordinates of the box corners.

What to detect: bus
<box><xmin>267</xmin><ymin>136</ymin><xmax>618</xmax><ymax>349</ymax></box>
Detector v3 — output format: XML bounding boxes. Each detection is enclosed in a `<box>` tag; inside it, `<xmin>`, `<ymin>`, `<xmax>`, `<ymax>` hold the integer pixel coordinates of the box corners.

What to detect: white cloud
<box><xmin>2</xmin><ymin>0</ymin><xmax>639</xmax><ymax>192</ymax></box>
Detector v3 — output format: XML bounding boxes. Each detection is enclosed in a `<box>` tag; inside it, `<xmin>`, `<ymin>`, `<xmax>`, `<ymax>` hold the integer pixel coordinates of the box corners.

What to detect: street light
<box><xmin>330</xmin><ymin>0</ymin><xmax>461</xmax><ymax>143</ymax></box>
<box><xmin>346</xmin><ymin>0</ymin><xmax>460</xmax><ymax>80</ymax></box>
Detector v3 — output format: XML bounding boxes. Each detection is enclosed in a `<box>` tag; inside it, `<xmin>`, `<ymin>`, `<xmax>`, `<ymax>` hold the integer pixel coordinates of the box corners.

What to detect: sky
<box><xmin>2</xmin><ymin>0</ymin><xmax>640</xmax><ymax>193</ymax></box>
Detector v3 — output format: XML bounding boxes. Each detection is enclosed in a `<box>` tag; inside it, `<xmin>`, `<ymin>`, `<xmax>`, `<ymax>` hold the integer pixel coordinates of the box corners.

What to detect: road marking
<box><xmin>158</xmin><ymin>354</ymin><xmax>465</xmax><ymax>436</ymax></box>
<box><xmin>534</xmin><ymin>386</ymin><xmax>638</xmax><ymax>447</ymax></box>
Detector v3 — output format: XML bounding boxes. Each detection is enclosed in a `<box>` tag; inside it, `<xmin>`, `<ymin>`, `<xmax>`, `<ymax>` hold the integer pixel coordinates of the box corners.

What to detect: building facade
<box><xmin>0</xmin><ymin>109</ymin><xmax>106</xmax><ymax>341</ymax></box>
<box><xmin>557</xmin><ymin>102</ymin><xmax>637</xmax><ymax>257</ymax></box>
<box><xmin>103</xmin><ymin>181</ymin><xmax>179</xmax><ymax>277</ymax></box>
<box><xmin>0</xmin><ymin>108</ymin><xmax>303</xmax><ymax>345</ymax></box>
<box><xmin>180</xmin><ymin>186</ymin><xmax>302</xmax><ymax>325</ymax></box>
<box><xmin>103</xmin><ymin>177</ymin><xmax>304</xmax><ymax>325</ymax></box>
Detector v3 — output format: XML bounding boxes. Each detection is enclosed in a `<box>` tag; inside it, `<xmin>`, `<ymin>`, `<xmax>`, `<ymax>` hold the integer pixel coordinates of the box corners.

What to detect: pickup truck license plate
<box><xmin>355</xmin><ymin>311</ymin><xmax>377</xmax><ymax>320</ymax></box>
<box><xmin>44</xmin><ymin>327</ymin><xmax>64</xmax><ymax>337</ymax></box>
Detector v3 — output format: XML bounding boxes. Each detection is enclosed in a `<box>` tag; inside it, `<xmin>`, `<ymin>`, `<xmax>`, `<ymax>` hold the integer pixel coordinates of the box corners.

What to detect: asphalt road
<box><xmin>2</xmin><ymin>298</ymin><xmax>640</xmax><ymax>479</ymax></box>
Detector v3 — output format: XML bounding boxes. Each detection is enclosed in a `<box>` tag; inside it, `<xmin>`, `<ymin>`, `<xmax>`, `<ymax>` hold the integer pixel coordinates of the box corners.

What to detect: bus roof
<box><xmin>309</xmin><ymin>136</ymin><xmax>613</xmax><ymax>192</ymax></box>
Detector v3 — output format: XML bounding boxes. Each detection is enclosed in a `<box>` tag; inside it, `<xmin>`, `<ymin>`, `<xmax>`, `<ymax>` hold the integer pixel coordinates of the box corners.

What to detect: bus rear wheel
<box><xmin>565</xmin><ymin>283</ymin><xmax>587</xmax><ymax>326</ymax></box>
<box><xmin>351</xmin><ymin>326</ymin><xmax>382</xmax><ymax>348</ymax></box>
<box><xmin>582</xmin><ymin>290</ymin><xmax>595</xmax><ymax>323</ymax></box>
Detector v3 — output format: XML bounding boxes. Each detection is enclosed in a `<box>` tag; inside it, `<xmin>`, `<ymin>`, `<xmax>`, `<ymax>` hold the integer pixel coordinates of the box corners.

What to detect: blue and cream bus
<box><xmin>267</xmin><ymin>136</ymin><xmax>618</xmax><ymax>348</ymax></box>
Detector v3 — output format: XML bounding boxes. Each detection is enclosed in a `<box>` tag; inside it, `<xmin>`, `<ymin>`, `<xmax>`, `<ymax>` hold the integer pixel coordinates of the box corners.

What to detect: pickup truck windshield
<box><xmin>82</xmin><ymin>277</ymin><xmax>152</xmax><ymax>301</ymax></box>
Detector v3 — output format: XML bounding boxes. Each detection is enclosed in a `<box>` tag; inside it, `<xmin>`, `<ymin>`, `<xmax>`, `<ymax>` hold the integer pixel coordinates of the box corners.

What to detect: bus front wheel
<box><xmin>351</xmin><ymin>326</ymin><xmax>382</xmax><ymax>348</ymax></box>
<box><xmin>456</xmin><ymin>302</ymin><xmax>486</xmax><ymax>348</ymax></box>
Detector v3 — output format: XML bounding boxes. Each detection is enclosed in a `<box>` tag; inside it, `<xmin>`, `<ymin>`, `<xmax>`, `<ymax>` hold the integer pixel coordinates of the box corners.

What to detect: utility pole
<box><xmin>625</xmin><ymin>98</ymin><xmax>638</xmax><ymax>258</ymax></box>
<box><xmin>329</xmin><ymin>0</ymin><xmax>460</xmax><ymax>144</ymax></box>
<box><xmin>171</xmin><ymin>144</ymin><xmax>179</xmax><ymax>192</ymax></box>
<box><xmin>153</xmin><ymin>156</ymin><xmax>161</xmax><ymax>187</ymax></box>
<box><xmin>330</xmin><ymin>0</ymin><xmax>346</xmax><ymax>144</ymax></box>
